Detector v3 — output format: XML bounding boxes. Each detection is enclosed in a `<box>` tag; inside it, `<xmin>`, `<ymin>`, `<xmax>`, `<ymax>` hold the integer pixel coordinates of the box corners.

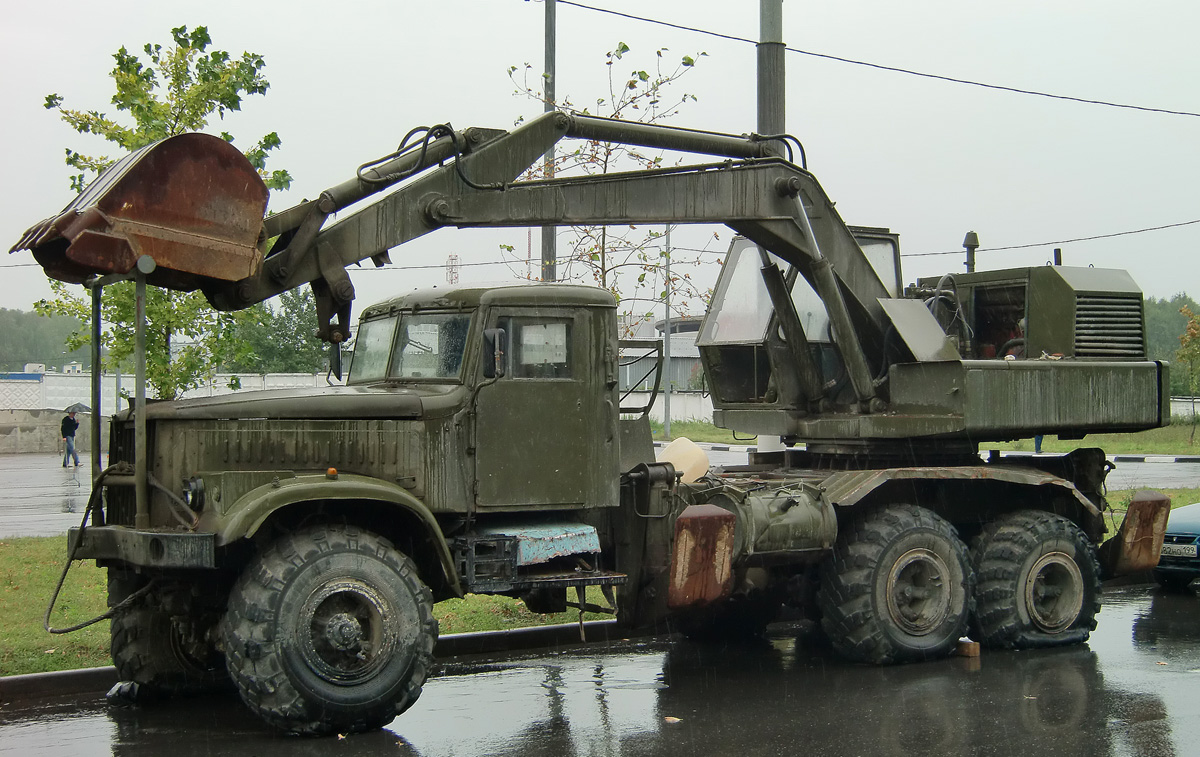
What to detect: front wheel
<box><xmin>109</xmin><ymin>573</ymin><xmax>230</xmax><ymax>698</ymax></box>
<box><xmin>971</xmin><ymin>510</ymin><xmax>1101</xmax><ymax>649</ymax></box>
<box><xmin>818</xmin><ymin>504</ymin><xmax>973</xmax><ymax>664</ymax></box>
<box><xmin>221</xmin><ymin>525</ymin><xmax>438</xmax><ymax>736</ymax></box>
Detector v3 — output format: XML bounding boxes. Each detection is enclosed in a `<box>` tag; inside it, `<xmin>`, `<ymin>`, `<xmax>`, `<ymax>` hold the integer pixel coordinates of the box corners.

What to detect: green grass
<box><xmin>0</xmin><ymin>537</ymin><xmax>111</xmax><ymax>677</ymax></box>
<box><xmin>436</xmin><ymin>588</ymin><xmax>611</xmax><ymax>635</ymax></box>
<box><xmin>992</xmin><ymin>420</ymin><xmax>1200</xmax><ymax>456</ymax></box>
<box><xmin>650</xmin><ymin>418</ymin><xmax>741</xmax><ymax>444</ymax></box>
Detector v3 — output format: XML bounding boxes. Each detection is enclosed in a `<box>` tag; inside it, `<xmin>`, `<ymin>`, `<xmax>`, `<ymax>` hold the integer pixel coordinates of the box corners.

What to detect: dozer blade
<box><xmin>10</xmin><ymin>133</ymin><xmax>269</xmax><ymax>291</ymax></box>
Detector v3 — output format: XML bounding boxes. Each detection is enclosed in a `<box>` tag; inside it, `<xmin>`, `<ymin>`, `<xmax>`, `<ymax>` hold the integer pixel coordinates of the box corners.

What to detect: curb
<box><xmin>0</xmin><ymin>621</ymin><xmax>625</xmax><ymax>704</ymax></box>
<box><xmin>0</xmin><ymin>665</ymin><xmax>118</xmax><ymax>703</ymax></box>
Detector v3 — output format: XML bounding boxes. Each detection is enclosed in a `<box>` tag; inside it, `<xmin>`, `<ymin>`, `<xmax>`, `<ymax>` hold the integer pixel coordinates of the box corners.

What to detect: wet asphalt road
<box><xmin>0</xmin><ymin>453</ymin><xmax>97</xmax><ymax>538</ymax></box>
<box><xmin>1</xmin><ymin>584</ymin><xmax>1197</xmax><ymax>756</ymax></box>
<box><xmin>3</xmin><ymin>451</ymin><xmax>1200</xmax><ymax>539</ymax></box>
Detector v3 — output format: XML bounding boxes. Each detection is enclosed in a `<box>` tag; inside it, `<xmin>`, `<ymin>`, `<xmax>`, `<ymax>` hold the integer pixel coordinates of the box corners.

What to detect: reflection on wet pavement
<box><xmin>0</xmin><ymin>453</ymin><xmax>93</xmax><ymax>538</ymax></box>
<box><xmin>1</xmin><ymin>586</ymin><xmax>1195</xmax><ymax>757</ymax></box>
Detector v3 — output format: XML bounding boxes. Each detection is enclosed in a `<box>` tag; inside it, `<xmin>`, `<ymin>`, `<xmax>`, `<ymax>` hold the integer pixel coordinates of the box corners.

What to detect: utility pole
<box><xmin>758</xmin><ymin>0</ymin><xmax>786</xmax><ymax>156</ymax></box>
<box><xmin>663</xmin><ymin>225</ymin><xmax>672</xmax><ymax>438</ymax></box>
<box><xmin>757</xmin><ymin>0</ymin><xmax>786</xmax><ymax>453</ymax></box>
<box><xmin>540</xmin><ymin>0</ymin><xmax>557</xmax><ymax>281</ymax></box>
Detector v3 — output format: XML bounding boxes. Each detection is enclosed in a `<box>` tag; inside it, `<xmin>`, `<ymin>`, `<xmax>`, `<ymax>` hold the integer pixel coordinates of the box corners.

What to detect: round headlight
<box><xmin>181</xmin><ymin>477</ymin><xmax>205</xmax><ymax>512</ymax></box>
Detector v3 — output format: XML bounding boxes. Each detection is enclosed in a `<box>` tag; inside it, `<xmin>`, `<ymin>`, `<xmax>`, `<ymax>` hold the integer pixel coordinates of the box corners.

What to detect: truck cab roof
<box><xmin>359</xmin><ymin>284</ymin><xmax>616</xmax><ymax>320</ymax></box>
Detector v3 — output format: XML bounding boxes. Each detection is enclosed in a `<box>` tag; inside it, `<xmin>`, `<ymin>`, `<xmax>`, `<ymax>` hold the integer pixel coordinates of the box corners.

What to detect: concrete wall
<box><xmin>0</xmin><ymin>372</ymin><xmax>337</xmax><ymax>455</ymax></box>
<box><xmin>0</xmin><ymin>372</ymin><xmax>341</xmax><ymax>414</ymax></box>
<box><xmin>1172</xmin><ymin>397</ymin><xmax>1200</xmax><ymax>418</ymax></box>
<box><xmin>0</xmin><ymin>409</ymin><xmax>107</xmax><ymax>455</ymax></box>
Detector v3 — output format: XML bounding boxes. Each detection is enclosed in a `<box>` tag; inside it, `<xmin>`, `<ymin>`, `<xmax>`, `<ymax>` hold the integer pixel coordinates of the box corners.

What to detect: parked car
<box><xmin>1153</xmin><ymin>503</ymin><xmax>1200</xmax><ymax>591</ymax></box>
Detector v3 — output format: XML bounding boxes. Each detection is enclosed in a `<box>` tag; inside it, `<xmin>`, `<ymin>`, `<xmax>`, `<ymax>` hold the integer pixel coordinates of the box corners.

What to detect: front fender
<box><xmin>219</xmin><ymin>473</ymin><xmax>460</xmax><ymax>595</ymax></box>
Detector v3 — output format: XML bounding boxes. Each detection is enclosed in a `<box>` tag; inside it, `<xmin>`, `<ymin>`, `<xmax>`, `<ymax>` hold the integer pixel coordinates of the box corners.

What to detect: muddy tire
<box><xmin>818</xmin><ymin>505</ymin><xmax>973</xmax><ymax>664</ymax></box>
<box><xmin>971</xmin><ymin>510</ymin><xmax>1101</xmax><ymax>649</ymax></box>
<box><xmin>109</xmin><ymin>574</ymin><xmax>231</xmax><ymax>697</ymax></box>
<box><xmin>221</xmin><ymin>525</ymin><xmax>438</xmax><ymax>736</ymax></box>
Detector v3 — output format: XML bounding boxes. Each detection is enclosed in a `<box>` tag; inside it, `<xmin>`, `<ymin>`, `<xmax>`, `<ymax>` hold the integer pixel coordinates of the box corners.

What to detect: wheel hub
<box><xmin>1024</xmin><ymin>552</ymin><xmax>1083</xmax><ymax>633</ymax></box>
<box><xmin>886</xmin><ymin>548</ymin><xmax>951</xmax><ymax>635</ymax></box>
<box><xmin>324</xmin><ymin>613</ymin><xmax>364</xmax><ymax>652</ymax></box>
<box><xmin>298</xmin><ymin>579</ymin><xmax>397</xmax><ymax>685</ymax></box>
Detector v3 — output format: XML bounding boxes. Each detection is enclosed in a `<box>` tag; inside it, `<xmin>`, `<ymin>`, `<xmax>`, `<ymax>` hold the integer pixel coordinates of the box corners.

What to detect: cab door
<box><xmin>474</xmin><ymin>307</ymin><xmax>615</xmax><ymax>509</ymax></box>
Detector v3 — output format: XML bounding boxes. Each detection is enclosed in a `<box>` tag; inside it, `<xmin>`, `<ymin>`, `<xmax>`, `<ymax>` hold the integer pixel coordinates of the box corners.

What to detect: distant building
<box><xmin>619</xmin><ymin>314</ymin><xmax>704</xmax><ymax>392</ymax></box>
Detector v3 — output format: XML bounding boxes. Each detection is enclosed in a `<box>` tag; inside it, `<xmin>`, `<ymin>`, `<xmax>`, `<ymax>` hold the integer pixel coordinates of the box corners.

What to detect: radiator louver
<box><xmin>1075</xmin><ymin>295</ymin><xmax>1145</xmax><ymax>358</ymax></box>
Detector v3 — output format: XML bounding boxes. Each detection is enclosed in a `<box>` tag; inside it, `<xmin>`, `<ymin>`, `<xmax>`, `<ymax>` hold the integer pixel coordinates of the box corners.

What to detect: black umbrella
<box><xmin>64</xmin><ymin>402</ymin><xmax>92</xmax><ymax>413</ymax></box>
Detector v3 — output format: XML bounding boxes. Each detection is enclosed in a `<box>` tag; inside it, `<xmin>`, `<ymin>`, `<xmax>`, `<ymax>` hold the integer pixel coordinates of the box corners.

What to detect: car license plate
<box><xmin>1161</xmin><ymin>543</ymin><xmax>1198</xmax><ymax>558</ymax></box>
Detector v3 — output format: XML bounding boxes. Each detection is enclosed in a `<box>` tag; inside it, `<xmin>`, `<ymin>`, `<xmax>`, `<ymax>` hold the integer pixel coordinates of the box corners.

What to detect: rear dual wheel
<box><xmin>971</xmin><ymin>510</ymin><xmax>1101</xmax><ymax>649</ymax></box>
<box><xmin>819</xmin><ymin>505</ymin><xmax>973</xmax><ymax>664</ymax></box>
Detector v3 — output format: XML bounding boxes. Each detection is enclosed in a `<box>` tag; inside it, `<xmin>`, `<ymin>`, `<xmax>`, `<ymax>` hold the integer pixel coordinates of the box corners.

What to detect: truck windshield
<box><xmin>348</xmin><ymin>315</ymin><xmax>398</xmax><ymax>383</ymax></box>
<box><xmin>391</xmin><ymin>313</ymin><xmax>472</xmax><ymax>380</ymax></box>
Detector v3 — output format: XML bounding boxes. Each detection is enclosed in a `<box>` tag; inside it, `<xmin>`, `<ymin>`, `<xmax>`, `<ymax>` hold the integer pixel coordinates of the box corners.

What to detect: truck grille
<box><xmin>105</xmin><ymin>421</ymin><xmax>148</xmax><ymax>526</ymax></box>
<box><xmin>1074</xmin><ymin>295</ymin><xmax>1145</xmax><ymax>359</ymax></box>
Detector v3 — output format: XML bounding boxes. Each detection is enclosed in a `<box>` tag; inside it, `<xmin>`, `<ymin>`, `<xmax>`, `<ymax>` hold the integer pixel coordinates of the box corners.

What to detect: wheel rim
<box><xmin>1024</xmin><ymin>552</ymin><xmax>1083</xmax><ymax>633</ymax></box>
<box><xmin>885</xmin><ymin>548</ymin><xmax>952</xmax><ymax>635</ymax></box>
<box><xmin>298</xmin><ymin>579</ymin><xmax>399</xmax><ymax>685</ymax></box>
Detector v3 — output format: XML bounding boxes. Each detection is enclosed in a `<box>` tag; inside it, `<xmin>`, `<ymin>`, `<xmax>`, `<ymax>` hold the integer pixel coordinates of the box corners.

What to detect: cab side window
<box><xmin>499</xmin><ymin>317</ymin><xmax>573</xmax><ymax>379</ymax></box>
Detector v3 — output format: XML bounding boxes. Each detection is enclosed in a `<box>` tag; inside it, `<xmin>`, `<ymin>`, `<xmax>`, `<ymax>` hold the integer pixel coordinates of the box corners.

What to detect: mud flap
<box><xmin>668</xmin><ymin>504</ymin><xmax>736</xmax><ymax>609</ymax></box>
<box><xmin>1098</xmin><ymin>490</ymin><xmax>1170</xmax><ymax>578</ymax></box>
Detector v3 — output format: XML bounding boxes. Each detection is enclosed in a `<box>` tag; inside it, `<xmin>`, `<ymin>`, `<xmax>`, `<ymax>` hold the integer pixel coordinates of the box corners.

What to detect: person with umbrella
<box><xmin>61</xmin><ymin>403</ymin><xmax>88</xmax><ymax>467</ymax></box>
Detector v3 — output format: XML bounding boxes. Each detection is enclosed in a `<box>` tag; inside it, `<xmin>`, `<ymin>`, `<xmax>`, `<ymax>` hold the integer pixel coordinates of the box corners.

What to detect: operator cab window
<box><xmin>498</xmin><ymin>317</ymin><xmax>573</xmax><ymax>379</ymax></box>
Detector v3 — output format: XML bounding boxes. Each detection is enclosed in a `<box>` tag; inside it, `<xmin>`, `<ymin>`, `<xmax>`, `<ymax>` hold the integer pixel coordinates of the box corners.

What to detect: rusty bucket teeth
<box><xmin>10</xmin><ymin>132</ymin><xmax>269</xmax><ymax>290</ymax></box>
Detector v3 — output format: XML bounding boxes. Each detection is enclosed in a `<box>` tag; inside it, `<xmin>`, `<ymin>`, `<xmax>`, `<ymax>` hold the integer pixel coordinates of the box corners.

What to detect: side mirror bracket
<box><xmin>482</xmin><ymin>328</ymin><xmax>507</xmax><ymax>378</ymax></box>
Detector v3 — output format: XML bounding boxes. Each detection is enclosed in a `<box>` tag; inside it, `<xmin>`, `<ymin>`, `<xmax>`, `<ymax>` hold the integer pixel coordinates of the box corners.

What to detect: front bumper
<box><xmin>68</xmin><ymin>526</ymin><xmax>216</xmax><ymax>569</ymax></box>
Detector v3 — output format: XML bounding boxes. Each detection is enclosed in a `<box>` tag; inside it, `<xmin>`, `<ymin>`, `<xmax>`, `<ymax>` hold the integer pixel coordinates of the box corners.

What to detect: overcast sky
<box><xmin>2</xmin><ymin>0</ymin><xmax>1198</xmax><ymax>318</ymax></box>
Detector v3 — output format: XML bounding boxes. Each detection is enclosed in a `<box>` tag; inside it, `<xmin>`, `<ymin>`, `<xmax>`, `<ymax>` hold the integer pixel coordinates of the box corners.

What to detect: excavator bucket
<box><xmin>10</xmin><ymin>132</ymin><xmax>269</xmax><ymax>291</ymax></box>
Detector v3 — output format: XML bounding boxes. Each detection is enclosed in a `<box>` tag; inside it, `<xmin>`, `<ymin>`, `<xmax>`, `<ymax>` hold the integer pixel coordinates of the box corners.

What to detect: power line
<box><xmin>354</xmin><ymin>257</ymin><xmax>527</xmax><ymax>272</ymax></box>
<box><xmin>557</xmin><ymin>1</ymin><xmax>1200</xmax><ymax>119</ymax></box>
<box><xmin>903</xmin><ymin>218</ymin><xmax>1200</xmax><ymax>258</ymax></box>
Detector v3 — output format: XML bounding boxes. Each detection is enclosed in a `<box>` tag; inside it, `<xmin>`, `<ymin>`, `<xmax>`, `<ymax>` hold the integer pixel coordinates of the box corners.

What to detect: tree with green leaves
<box><xmin>45</xmin><ymin>25</ymin><xmax>292</xmax><ymax>193</ymax></box>
<box><xmin>506</xmin><ymin>43</ymin><xmax>719</xmax><ymax>333</ymax></box>
<box><xmin>0</xmin><ymin>308</ymin><xmax>90</xmax><ymax>373</ymax></box>
<box><xmin>1177</xmin><ymin>305</ymin><xmax>1200</xmax><ymax>443</ymax></box>
<box><xmin>223</xmin><ymin>289</ymin><xmax>328</xmax><ymax>375</ymax></box>
<box><xmin>1144</xmin><ymin>294</ymin><xmax>1200</xmax><ymax>395</ymax></box>
<box><xmin>35</xmin><ymin>25</ymin><xmax>292</xmax><ymax>399</ymax></box>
